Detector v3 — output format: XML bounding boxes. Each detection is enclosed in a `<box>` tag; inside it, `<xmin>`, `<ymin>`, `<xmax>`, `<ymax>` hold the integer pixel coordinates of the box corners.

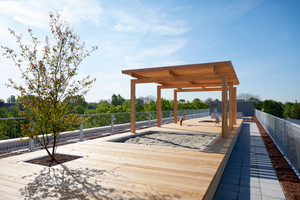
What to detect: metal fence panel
<box><xmin>255</xmin><ymin>109</ymin><xmax>300</xmax><ymax>178</ymax></box>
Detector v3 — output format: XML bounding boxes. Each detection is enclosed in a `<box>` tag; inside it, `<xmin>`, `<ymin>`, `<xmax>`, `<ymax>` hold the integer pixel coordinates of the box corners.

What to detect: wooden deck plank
<box><xmin>72</xmin><ymin>141</ymin><xmax>225</xmax><ymax>158</ymax></box>
<box><xmin>61</xmin><ymin>154</ymin><xmax>220</xmax><ymax>174</ymax></box>
<box><xmin>0</xmin><ymin>172</ymin><xmax>174</xmax><ymax>200</ymax></box>
<box><xmin>60</xmin><ymin>147</ymin><xmax>223</xmax><ymax>166</ymax></box>
<box><xmin>52</xmin><ymin>164</ymin><xmax>203</xmax><ymax>199</ymax></box>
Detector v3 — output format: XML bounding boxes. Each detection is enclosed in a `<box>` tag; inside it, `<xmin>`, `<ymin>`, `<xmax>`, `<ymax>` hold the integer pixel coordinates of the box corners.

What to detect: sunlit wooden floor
<box><xmin>0</xmin><ymin>118</ymin><xmax>243</xmax><ymax>200</ymax></box>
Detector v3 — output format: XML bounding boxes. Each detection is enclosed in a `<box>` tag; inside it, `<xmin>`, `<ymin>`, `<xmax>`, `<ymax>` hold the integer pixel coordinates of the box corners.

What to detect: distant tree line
<box><xmin>238</xmin><ymin>93</ymin><xmax>300</xmax><ymax>120</ymax></box>
<box><xmin>78</xmin><ymin>94</ymin><xmax>210</xmax><ymax>115</ymax></box>
<box><xmin>2</xmin><ymin>93</ymin><xmax>299</xmax><ymax>120</ymax></box>
<box><xmin>0</xmin><ymin>94</ymin><xmax>213</xmax><ymax>118</ymax></box>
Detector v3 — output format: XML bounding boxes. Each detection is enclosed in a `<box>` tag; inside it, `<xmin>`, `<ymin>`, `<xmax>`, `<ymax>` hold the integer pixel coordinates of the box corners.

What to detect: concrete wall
<box><xmin>209</xmin><ymin>100</ymin><xmax>254</xmax><ymax>116</ymax></box>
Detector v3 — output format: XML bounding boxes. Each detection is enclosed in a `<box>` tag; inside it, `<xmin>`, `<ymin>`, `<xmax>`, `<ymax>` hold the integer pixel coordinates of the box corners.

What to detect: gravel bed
<box><xmin>123</xmin><ymin>133</ymin><xmax>216</xmax><ymax>149</ymax></box>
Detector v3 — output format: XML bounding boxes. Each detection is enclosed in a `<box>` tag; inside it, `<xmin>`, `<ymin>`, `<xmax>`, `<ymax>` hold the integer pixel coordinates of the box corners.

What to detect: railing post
<box><xmin>29</xmin><ymin>123</ymin><xmax>34</xmax><ymax>151</ymax></box>
<box><xmin>79</xmin><ymin>114</ymin><xmax>83</xmax><ymax>141</ymax></box>
<box><xmin>161</xmin><ymin>111</ymin><xmax>163</xmax><ymax>125</ymax></box>
<box><xmin>111</xmin><ymin>113</ymin><xmax>116</xmax><ymax>135</ymax></box>
<box><xmin>148</xmin><ymin>112</ymin><xmax>151</xmax><ymax>127</ymax></box>
<box><xmin>29</xmin><ymin>139</ymin><xmax>34</xmax><ymax>151</ymax></box>
<box><xmin>170</xmin><ymin>111</ymin><xmax>172</xmax><ymax>123</ymax></box>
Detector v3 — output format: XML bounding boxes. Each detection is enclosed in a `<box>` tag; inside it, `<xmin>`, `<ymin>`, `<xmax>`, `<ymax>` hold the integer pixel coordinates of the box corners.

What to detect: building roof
<box><xmin>122</xmin><ymin>61</ymin><xmax>239</xmax><ymax>89</ymax></box>
<box><xmin>0</xmin><ymin>102</ymin><xmax>24</xmax><ymax>110</ymax></box>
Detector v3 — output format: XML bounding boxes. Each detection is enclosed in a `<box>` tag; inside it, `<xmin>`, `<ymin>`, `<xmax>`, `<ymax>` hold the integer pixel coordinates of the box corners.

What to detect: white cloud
<box><xmin>114</xmin><ymin>23</ymin><xmax>135</xmax><ymax>31</ymax></box>
<box><xmin>151</xmin><ymin>25</ymin><xmax>190</xmax><ymax>36</ymax></box>
<box><xmin>124</xmin><ymin>39</ymin><xmax>188</xmax><ymax>68</ymax></box>
<box><xmin>0</xmin><ymin>21</ymin><xmax>11</xmax><ymax>40</ymax></box>
<box><xmin>0</xmin><ymin>1</ymin><xmax>48</xmax><ymax>29</ymax></box>
<box><xmin>169</xmin><ymin>6</ymin><xmax>192</xmax><ymax>11</ymax></box>
<box><xmin>222</xmin><ymin>0</ymin><xmax>265</xmax><ymax>16</ymax></box>
<box><xmin>56</xmin><ymin>0</ymin><xmax>103</xmax><ymax>25</ymax></box>
<box><xmin>0</xmin><ymin>0</ymin><xmax>102</xmax><ymax>29</ymax></box>
<box><xmin>111</xmin><ymin>8</ymin><xmax>191</xmax><ymax>36</ymax></box>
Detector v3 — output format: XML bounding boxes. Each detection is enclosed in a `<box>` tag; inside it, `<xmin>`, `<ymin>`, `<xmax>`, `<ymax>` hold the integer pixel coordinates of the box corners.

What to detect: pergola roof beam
<box><xmin>133</xmin><ymin>74</ymin><xmax>226</xmax><ymax>84</ymax></box>
<box><xmin>169</xmin><ymin>70</ymin><xmax>179</xmax><ymax>77</ymax></box>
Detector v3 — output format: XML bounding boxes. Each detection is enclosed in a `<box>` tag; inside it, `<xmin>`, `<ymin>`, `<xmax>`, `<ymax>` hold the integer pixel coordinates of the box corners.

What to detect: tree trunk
<box><xmin>51</xmin><ymin>134</ymin><xmax>57</xmax><ymax>163</ymax></box>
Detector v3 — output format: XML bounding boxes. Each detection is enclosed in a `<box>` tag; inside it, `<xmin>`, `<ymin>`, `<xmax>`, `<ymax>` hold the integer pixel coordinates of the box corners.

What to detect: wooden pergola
<box><xmin>122</xmin><ymin>61</ymin><xmax>239</xmax><ymax>138</ymax></box>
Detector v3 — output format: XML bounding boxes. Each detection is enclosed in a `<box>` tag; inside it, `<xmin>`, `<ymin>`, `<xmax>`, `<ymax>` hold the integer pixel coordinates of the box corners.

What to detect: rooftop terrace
<box><xmin>0</xmin><ymin>117</ymin><xmax>243</xmax><ymax>199</ymax></box>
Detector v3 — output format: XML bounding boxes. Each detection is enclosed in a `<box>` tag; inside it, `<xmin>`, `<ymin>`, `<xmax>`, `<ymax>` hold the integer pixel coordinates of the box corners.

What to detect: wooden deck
<box><xmin>0</xmin><ymin>118</ymin><xmax>243</xmax><ymax>200</ymax></box>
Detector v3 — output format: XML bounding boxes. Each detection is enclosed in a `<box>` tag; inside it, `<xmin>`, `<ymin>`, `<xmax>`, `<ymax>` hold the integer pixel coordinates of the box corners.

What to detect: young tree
<box><xmin>283</xmin><ymin>102</ymin><xmax>294</xmax><ymax>118</ymax></box>
<box><xmin>204</xmin><ymin>98</ymin><xmax>213</xmax><ymax>104</ymax></box>
<box><xmin>191</xmin><ymin>98</ymin><xmax>208</xmax><ymax>109</ymax></box>
<box><xmin>237</xmin><ymin>93</ymin><xmax>261</xmax><ymax>101</ymax></box>
<box><xmin>67</xmin><ymin>95</ymin><xmax>88</xmax><ymax>114</ymax></box>
<box><xmin>262</xmin><ymin>100</ymin><xmax>284</xmax><ymax>118</ymax></box>
<box><xmin>144</xmin><ymin>95</ymin><xmax>156</xmax><ymax>103</ymax></box>
<box><xmin>7</xmin><ymin>105</ymin><xmax>20</xmax><ymax>117</ymax></box>
<box><xmin>1</xmin><ymin>12</ymin><xmax>97</xmax><ymax>163</ymax></box>
<box><xmin>249</xmin><ymin>96</ymin><xmax>263</xmax><ymax>110</ymax></box>
<box><xmin>144</xmin><ymin>100</ymin><xmax>157</xmax><ymax>111</ymax></box>
<box><xmin>111</xmin><ymin>94</ymin><xmax>125</xmax><ymax>106</ymax></box>
<box><xmin>290</xmin><ymin>103</ymin><xmax>300</xmax><ymax>120</ymax></box>
<box><xmin>0</xmin><ymin>107</ymin><xmax>9</xmax><ymax>118</ymax></box>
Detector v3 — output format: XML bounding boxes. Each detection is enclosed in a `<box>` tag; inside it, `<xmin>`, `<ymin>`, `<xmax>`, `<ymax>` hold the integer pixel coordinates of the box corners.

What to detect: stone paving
<box><xmin>214</xmin><ymin>122</ymin><xmax>286</xmax><ymax>200</ymax></box>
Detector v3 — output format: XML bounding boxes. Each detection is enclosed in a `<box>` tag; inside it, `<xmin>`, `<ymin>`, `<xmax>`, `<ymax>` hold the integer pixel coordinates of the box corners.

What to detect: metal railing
<box><xmin>255</xmin><ymin>109</ymin><xmax>300</xmax><ymax>178</ymax></box>
<box><xmin>0</xmin><ymin>109</ymin><xmax>209</xmax><ymax>156</ymax></box>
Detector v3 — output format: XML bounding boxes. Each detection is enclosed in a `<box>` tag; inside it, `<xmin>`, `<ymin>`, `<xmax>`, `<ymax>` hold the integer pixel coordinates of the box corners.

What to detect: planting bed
<box><xmin>25</xmin><ymin>153</ymin><xmax>82</xmax><ymax>167</ymax></box>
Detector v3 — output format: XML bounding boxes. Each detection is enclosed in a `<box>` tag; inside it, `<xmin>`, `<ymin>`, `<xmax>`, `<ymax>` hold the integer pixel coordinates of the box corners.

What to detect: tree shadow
<box><xmin>19</xmin><ymin>164</ymin><xmax>180</xmax><ymax>199</ymax></box>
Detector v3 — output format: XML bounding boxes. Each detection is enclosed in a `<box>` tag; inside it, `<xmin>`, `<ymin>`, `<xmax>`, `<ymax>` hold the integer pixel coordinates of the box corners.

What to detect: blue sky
<box><xmin>0</xmin><ymin>0</ymin><xmax>299</xmax><ymax>103</ymax></box>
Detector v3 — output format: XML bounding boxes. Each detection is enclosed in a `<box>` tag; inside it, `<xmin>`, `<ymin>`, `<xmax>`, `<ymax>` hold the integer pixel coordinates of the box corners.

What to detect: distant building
<box><xmin>0</xmin><ymin>102</ymin><xmax>24</xmax><ymax>110</ymax></box>
<box><xmin>209</xmin><ymin>100</ymin><xmax>254</xmax><ymax>116</ymax></box>
<box><xmin>136</xmin><ymin>98</ymin><xmax>144</xmax><ymax>106</ymax></box>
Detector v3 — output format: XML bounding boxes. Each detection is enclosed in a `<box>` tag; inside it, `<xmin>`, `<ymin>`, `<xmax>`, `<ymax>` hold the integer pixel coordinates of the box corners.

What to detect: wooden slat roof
<box><xmin>122</xmin><ymin>61</ymin><xmax>239</xmax><ymax>89</ymax></box>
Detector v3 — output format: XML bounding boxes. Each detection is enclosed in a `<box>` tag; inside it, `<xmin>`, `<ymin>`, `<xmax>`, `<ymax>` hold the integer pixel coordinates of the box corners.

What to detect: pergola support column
<box><xmin>222</xmin><ymin>75</ymin><xmax>228</xmax><ymax>138</ymax></box>
<box><xmin>157</xmin><ymin>86</ymin><xmax>161</xmax><ymax>127</ymax></box>
<box><xmin>130</xmin><ymin>80</ymin><xmax>136</xmax><ymax>133</ymax></box>
<box><xmin>174</xmin><ymin>90</ymin><xmax>177</xmax><ymax>123</ymax></box>
<box><xmin>229</xmin><ymin>82</ymin><xmax>234</xmax><ymax>130</ymax></box>
<box><xmin>234</xmin><ymin>87</ymin><xmax>237</xmax><ymax>125</ymax></box>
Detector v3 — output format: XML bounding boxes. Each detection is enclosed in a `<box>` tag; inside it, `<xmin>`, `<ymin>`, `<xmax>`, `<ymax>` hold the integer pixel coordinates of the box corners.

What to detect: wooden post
<box><xmin>222</xmin><ymin>75</ymin><xmax>228</xmax><ymax>138</ymax></box>
<box><xmin>174</xmin><ymin>90</ymin><xmax>177</xmax><ymax>123</ymax></box>
<box><xmin>130</xmin><ymin>80</ymin><xmax>136</xmax><ymax>133</ymax></box>
<box><xmin>234</xmin><ymin>87</ymin><xmax>237</xmax><ymax>125</ymax></box>
<box><xmin>229</xmin><ymin>82</ymin><xmax>234</xmax><ymax>130</ymax></box>
<box><xmin>157</xmin><ymin>86</ymin><xmax>161</xmax><ymax>127</ymax></box>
